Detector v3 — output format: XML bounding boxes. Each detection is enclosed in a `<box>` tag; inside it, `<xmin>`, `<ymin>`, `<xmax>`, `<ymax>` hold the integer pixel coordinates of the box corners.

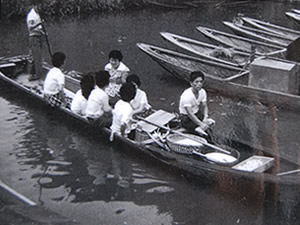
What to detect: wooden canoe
<box><xmin>292</xmin><ymin>8</ymin><xmax>300</xmax><ymax>14</ymax></box>
<box><xmin>241</xmin><ymin>17</ymin><xmax>300</xmax><ymax>40</ymax></box>
<box><xmin>223</xmin><ymin>21</ymin><xmax>292</xmax><ymax>47</ymax></box>
<box><xmin>286</xmin><ymin>11</ymin><xmax>300</xmax><ymax>24</ymax></box>
<box><xmin>1</xmin><ymin>55</ymin><xmax>300</xmax><ymax>187</ymax></box>
<box><xmin>136</xmin><ymin>42</ymin><xmax>248</xmax><ymax>82</ymax></box>
<box><xmin>160</xmin><ymin>31</ymin><xmax>251</xmax><ymax>67</ymax></box>
<box><xmin>196</xmin><ymin>25</ymin><xmax>284</xmax><ymax>55</ymax></box>
<box><xmin>137</xmin><ymin>42</ymin><xmax>300</xmax><ymax>110</ymax></box>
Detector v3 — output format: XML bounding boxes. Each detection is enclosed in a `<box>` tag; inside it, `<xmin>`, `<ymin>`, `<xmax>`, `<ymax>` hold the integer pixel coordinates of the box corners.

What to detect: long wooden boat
<box><xmin>292</xmin><ymin>8</ymin><xmax>300</xmax><ymax>14</ymax></box>
<box><xmin>1</xmin><ymin>55</ymin><xmax>300</xmax><ymax>188</ymax></box>
<box><xmin>223</xmin><ymin>21</ymin><xmax>292</xmax><ymax>47</ymax></box>
<box><xmin>241</xmin><ymin>17</ymin><xmax>300</xmax><ymax>40</ymax></box>
<box><xmin>160</xmin><ymin>31</ymin><xmax>251</xmax><ymax>67</ymax></box>
<box><xmin>137</xmin><ymin>42</ymin><xmax>300</xmax><ymax>110</ymax></box>
<box><xmin>196</xmin><ymin>25</ymin><xmax>284</xmax><ymax>55</ymax></box>
<box><xmin>286</xmin><ymin>11</ymin><xmax>300</xmax><ymax>24</ymax></box>
<box><xmin>136</xmin><ymin>42</ymin><xmax>248</xmax><ymax>82</ymax></box>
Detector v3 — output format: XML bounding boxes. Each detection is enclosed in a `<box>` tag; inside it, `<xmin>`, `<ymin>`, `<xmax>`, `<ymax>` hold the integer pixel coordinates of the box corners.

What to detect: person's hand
<box><xmin>203</xmin><ymin>118</ymin><xmax>215</xmax><ymax>126</ymax></box>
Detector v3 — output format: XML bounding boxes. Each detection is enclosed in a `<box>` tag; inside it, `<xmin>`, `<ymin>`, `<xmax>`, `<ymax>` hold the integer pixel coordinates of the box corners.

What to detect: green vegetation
<box><xmin>1</xmin><ymin>0</ymin><xmax>143</xmax><ymax>20</ymax></box>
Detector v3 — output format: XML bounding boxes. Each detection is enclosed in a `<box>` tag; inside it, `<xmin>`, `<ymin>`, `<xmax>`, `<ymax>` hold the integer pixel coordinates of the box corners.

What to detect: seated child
<box><xmin>110</xmin><ymin>83</ymin><xmax>136</xmax><ymax>141</ymax></box>
<box><xmin>104</xmin><ymin>50</ymin><xmax>130</xmax><ymax>101</ymax></box>
<box><xmin>126</xmin><ymin>74</ymin><xmax>151</xmax><ymax>116</ymax></box>
<box><xmin>85</xmin><ymin>70</ymin><xmax>112</xmax><ymax>128</ymax></box>
<box><xmin>71</xmin><ymin>73</ymin><xmax>95</xmax><ymax>116</ymax></box>
<box><xmin>43</xmin><ymin>52</ymin><xmax>67</xmax><ymax>107</ymax></box>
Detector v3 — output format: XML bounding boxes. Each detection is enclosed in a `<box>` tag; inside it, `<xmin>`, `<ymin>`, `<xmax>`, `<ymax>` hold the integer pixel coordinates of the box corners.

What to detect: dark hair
<box><xmin>126</xmin><ymin>74</ymin><xmax>141</xmax><ymax>87</ymax></box>
<box><xmin>52</xmin><ymin>52</ymin><xmax>66</xmax><ymax>68</ymax></box>
<box><xmin>80</xmin><ymin>73</ymin><xmax>95</xmax><ymax>99</ymax></box>
<box><xmin>108</xmin><ymin>50</ymin><xmax>123</xmax><ymax>61</ymax></box>
<box><xmin>94</xmin><ymin>70</ymin><xmax>110</xmax><ymax>88</ymax></box>
<box><xmin>119</xmin><ymin>83</ymin><xmax>136</xmax><ymax>102</ymax></box>
<box><xmin>189</xmin><ymin>71</ymin><xmax>205</xmax><ymax>82</ymax></box>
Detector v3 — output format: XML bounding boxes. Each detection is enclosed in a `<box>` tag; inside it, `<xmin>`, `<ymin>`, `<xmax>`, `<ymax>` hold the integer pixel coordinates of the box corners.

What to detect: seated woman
<box><xmin>71</xmin><ymin>73</ymin><xmax>95</xmax><ymax>116</ymax></box>
<box><xmin>110</xmin><ymin>83</ymin><xmax>136</xmax><ymax>141</ymax></box>
<box><xmin>179</xmin><ymin>71</ymin><xmax>214</xmax><ymax>136</ymax></box>
<box><xmin>104</xmin><ymin>50</ymin><xmax>130</xmax><ymax>105</ymax></box>
<box><xmin>85</xmin><ymin>70</ymin><xmax>112</xmax><ymax>128</ymax></box>
<box><xmin>43</xmin><ymin>52</ymin><xmax>67</xmax><ymax>107</ymax></box>
<box><xmin>126</xmin><ymin>74</ymin><xmax>151</xmax><ymax>116</ymax></box>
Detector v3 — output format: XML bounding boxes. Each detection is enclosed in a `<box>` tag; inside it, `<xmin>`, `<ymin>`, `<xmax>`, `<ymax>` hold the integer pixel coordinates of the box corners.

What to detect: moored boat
<box><xmin>136</xmin><ymin>42</ymin><xmax>248</xmax><ymax>82</ymax></box>
<box><xmin>292</xmin><ymin>8</ymin><xmax>300</xmax><ymax>14</ymax></box>
<box><xmin>196</xmin><ymin>25</ymin><xmax>284</xmax><ymax>55</ymax></box>
<box><xmin>1</xmin><ymin>55</ymin><xmax>300</xmax><ymax>188</ymax></box>
<box><xmin>241</xmin><ymin>17</ymin><xmax>300</xmax><ymax>40</ymax></box>
<box><xmin>223</xmin><ymin>21</ymin><xmax>292</xmax><ymax>47</ymax></box>
<box><xmin>136</xmin><ymin>42</ymin><xmax>300</xmax><ymax>111</ymax></box>
<box><xmin>286</xmin><ymin>11</ymin><xmax>300</xmax><ymax>24</ymax></box>
<box><xmin>160</xmin><ymin>31</ymin><xmax>251</xmax><ymax>67</ymax></box>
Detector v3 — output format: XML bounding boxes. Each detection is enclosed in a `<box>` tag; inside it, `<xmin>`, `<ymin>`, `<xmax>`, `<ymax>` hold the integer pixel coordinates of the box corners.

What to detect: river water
<box><xmin>1</xmin><ymin>1</ymin><xmax>300</xmax><ymax>225</ymax></box>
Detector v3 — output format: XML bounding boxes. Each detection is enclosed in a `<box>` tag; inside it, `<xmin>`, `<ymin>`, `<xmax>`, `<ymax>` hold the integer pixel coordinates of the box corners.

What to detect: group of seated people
<box><xmin>42</xmin><ymin>49</ymin><xmax>214</xmax><ymax>142</ymax></box>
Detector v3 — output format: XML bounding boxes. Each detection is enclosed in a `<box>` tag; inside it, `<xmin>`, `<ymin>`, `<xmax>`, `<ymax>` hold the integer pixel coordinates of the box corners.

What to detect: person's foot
<box><xmin>28</xmin><ymin>75</ymin><xmax>40</xmax><ymax>81</ymax></box>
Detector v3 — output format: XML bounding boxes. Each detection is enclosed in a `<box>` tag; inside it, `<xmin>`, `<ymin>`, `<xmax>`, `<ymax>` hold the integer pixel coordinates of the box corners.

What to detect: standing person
<box><xmin>126</xmin><ymin>74</ymin><xmax>151</xmax><ymax>116</ymax></box>
<box><xmin>179</xmin><ymin>71</ymin><xmax>214</xmax><ymax>136</ymax></box>
<box><xmin>43</xmin><ymin>52</ymin><xmax>67</xmax><ymax>107</ymax></box>
<box><xmin>71</xmin><ymin>73</ymin><xmax>95</xmax><ymax>117</ymax></box>
<box><xmin>85</xmin><ymin>70</ymin><xmax>112</xmax><ymax>128</ymax></box>
<box><xmin>110</xmin><ymin>83</ymin><xmax>136</xmax><ymax>141</ymax></box>
<box><xmin>26</xmin><ymin>0</ymin><xmax>45</xmax><ymax>81</ymax></box>
<box><xmin>104</xmin><ymin>50</ymin><xmax>130</xmax><ymax>104</ymax></box>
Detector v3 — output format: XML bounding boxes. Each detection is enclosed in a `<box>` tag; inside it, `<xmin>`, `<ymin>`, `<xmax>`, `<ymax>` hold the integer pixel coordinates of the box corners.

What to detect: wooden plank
<box><xmin>137</xmin><ymin>109</ymin><xmax>175</xmax><ymax>133</ymax></box>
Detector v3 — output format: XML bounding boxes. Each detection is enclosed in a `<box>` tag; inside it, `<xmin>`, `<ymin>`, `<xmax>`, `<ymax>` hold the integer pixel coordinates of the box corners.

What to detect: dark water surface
<box><xmin>2</xmin><ymin>1</ymin><xmax>300</xmax><ymax>225</ymax></box>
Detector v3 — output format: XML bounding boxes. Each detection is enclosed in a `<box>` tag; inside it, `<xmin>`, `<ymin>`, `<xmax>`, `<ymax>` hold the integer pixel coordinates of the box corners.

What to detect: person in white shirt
<box><xmin>126</xmin><ymin>74</ymin><xmax>151</xmax><ymax>115</ymax></box>
<box><xmin>179</xmin><ymin>71</ymin><xmax>214</xmax><ymax>136</ymax></box>
<box><xmin>104</xmin><ymin>50</ymin><xmax>130</xmax><ymax>104</ymax></box>
<box><xmin>110</xmin><ymin>83</ymin><xmax>136</xmax><ymax>141</ymax></box>
<box><xmin>43</xmin><ymin>52</ymin><xmax>66</xmax><ymax>107</ymax></box>
<box><xmin>71</xmin><ymin>73</ymin><xmax>95</xmax><ymax>116</ymax></box>
<box><xmin>85</xmin><ymin>71</ymin><xmax>112</xmax><ymax>127</ymax></box>
<box><xmin>26</xmin><ymin>1</ymin><xmax>44</xmax><ymax>81</ymax></box>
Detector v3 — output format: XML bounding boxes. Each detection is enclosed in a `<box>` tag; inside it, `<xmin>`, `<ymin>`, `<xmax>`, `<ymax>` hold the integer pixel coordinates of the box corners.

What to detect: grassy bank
<box><xmin>1</xmin><ymin>0</ymin><xmax>143</xmax><ymax>20</ymax></box>
<box><xmin>1</xmin><ymin>0</ymin><xmax>266</xmax><ymax>20</ymax></box>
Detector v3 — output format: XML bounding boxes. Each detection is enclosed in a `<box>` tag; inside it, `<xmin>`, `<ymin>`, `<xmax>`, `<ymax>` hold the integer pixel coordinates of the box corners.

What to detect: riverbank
<box><xmin>0</xmin><ymin>0</ymin><xmax>261</xmax><ymax>20</ymax></box>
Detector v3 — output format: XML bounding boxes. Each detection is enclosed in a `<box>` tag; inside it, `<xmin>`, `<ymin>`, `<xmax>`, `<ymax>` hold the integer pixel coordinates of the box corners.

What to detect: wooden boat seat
<box><xmin>137</xmin><ymin>109</ymin><xmax>176</xmax><ymax>133</ymax></box>
<box><xmin>232</xmin><ymin>155</ymin><xmax>274</xmax><ymax>173</ymax></box>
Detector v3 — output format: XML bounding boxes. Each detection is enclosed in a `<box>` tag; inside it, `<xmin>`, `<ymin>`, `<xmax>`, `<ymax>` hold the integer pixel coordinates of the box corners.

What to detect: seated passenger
<box><xmin>71</xmin><ymin>73</ymin><xmax>95</xmax><ymax>116</ymax></box>
<box><xmin>104</xmin><ymin>50</ymin><xmax>130</xmax><ymax>103</ymax></box>
<box><xmin>85</xmin><ymin>70</ymin><xmax>112</xmax><ymax>127</ymax></box>
<box><xmin>43</xmin><ymin>52</ymin><xmax>67</xmax><ymax>107</ymax></box>
<box><xmin>110</xmin><ymin>83</ymin><xmax>136</xmax><ymax>141</ymax></box>
<box><xmin>126</xmin><ymin>74</ymin><xmax>151</xmax><ymax>116</ymax></box>
<box><xmin>179</xmin><ymin>71</ymin><xmax>215</xmax><ymax>136</ymax></box>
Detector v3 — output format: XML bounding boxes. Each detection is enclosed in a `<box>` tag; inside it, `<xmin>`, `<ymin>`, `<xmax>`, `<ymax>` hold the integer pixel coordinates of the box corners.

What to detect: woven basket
<box><xmin>135</xmin><ymin>128</ymin><xmax>150</xmax><ymax>142</ymax></box>
<box><xmin>166</xmin><ymin>133</ymin><xmax>207</xmax><ymax>154</ymax></box>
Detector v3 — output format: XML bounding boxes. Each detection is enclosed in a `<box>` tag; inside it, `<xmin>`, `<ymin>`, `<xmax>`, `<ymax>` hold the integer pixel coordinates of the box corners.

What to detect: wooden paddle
<box><xmin>136</xmin><ymin>115</ymin><xmax>232</xmax><ymax>155</ymax></box>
